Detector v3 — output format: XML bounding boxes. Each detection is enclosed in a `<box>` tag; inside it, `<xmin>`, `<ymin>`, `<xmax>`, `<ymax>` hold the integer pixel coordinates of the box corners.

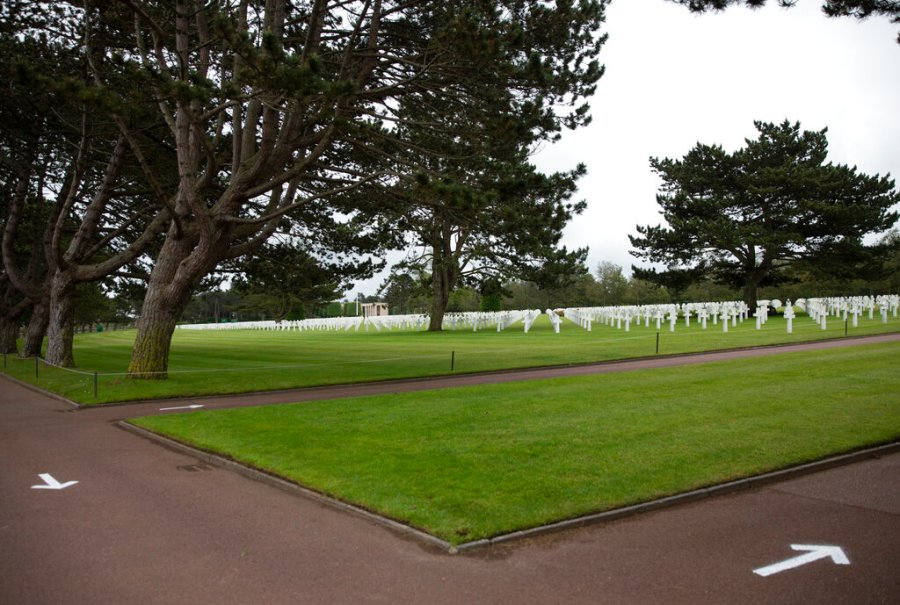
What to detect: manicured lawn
<box><xmin>4</xmin><ymin>312</ymin><xmax>899</xmax><ymax>403</ymax></box>
<box><xmin>131</xmin><ymin>342</ymin><xmax>900</xmax><ymax>545</ymax></box>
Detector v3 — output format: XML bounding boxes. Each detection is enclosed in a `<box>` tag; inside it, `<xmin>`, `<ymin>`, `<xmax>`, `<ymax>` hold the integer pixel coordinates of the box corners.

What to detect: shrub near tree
<box><xmin>630</xmin><ymin>120</ymin><xmax>899</xmax><ymax>310</ymax></box>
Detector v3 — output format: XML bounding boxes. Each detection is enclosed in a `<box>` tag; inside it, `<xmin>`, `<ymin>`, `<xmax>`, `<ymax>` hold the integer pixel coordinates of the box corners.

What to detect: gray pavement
<box><xmin>2</xmin><ymin>337</ymin><xmax>899</xmax><ymax>604</ymax></box>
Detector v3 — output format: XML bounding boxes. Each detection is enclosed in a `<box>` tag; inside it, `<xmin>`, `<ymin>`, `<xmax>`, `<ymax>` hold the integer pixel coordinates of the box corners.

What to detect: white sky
<box><xmin>348</xmin><ymin>0</ymin><xmax>900</xmax><ymax>298</ymax></box>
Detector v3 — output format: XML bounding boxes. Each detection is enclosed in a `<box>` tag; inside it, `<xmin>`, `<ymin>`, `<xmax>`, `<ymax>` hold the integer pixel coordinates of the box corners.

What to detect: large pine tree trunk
<box><xmin>428</xmin><ymin>268</ymin><xmax>450</xmax><ymax>332</ymax></box>
<box><xmin>427</xmin><ymin>222</ymin><xmax>460</xmax><ymax>332</ymax></box>
<box><xmin>128</xmin><ymin>286</ymin><xmax>193</xmax><ymax>379</ymax></box>
<box><xmin>742</xmin><ymin>273</ymin><xmax>765</xmax><ymax>312</ymax></box>
<box><xmin>742</xmin><ymin>283</ymin><xmax>757</xmax><ymax>314</ymax></box>
<box><xmin>0</xmin><ymin>316</ymin><xmax>20</xmax><ymax>354</ymax></box>
<box><xmin>44</xmin><ymin>270</ymin><xmax>77</xmax><ymax>366</ymax></box>
<box><xmin>128</xmin><ymin>230</ymin><xmax>213</xmax><ymax>378</ymax></box>
<box><xmin>742</xmin><ymin>259</ymin><xmax>772</xmax><ymax>312</ymax></box>
<box><xmin>0</xmin><ymin>298</ymin><xmax>31</xmax><ymax>355</ymax></box>
<box><xmin>21</xmin><ymin>294</ymin><xmax>49</xmax><ymax>358</ymax></box>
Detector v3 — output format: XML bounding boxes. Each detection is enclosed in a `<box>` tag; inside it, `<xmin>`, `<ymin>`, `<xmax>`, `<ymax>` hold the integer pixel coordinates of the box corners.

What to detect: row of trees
<box><xmin>1</xmin><ymin>1</ymin><xmax>609</xmax><ymax>377</ymax></box>
<box><xmin>375</xmin><ymin>237</ymin><xmax>900</xmax><ymax>315</ymax></box>
<box><xmin>378</xmin><ymin>118</ymin><xmax>900</xmax><ymax>316</ymax></box>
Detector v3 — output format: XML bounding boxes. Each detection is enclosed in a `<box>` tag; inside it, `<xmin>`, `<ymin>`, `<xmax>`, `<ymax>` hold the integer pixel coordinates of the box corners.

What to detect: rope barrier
<box><xmin>34</xmin><ymin>358</ymin><xmax>96</xmax><ymax>376</ymax></box>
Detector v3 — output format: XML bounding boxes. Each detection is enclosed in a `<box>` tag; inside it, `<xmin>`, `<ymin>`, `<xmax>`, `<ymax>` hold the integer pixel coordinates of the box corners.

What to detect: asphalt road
<box><xmin>2</xmin><ymin>336</ymin><xmax>898</xmax><ymax>604</ymax></box>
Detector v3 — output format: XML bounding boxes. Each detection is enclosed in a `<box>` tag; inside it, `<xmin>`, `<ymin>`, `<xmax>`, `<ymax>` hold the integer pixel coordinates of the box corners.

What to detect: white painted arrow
<box><xmin>31</xmin><ymin>473</ymin><xmax>79</xmax><ymax>490</ymax></box>
<box><xmin>159</xmin><ymin>404</ymin><xmax>205</xmax><ymax>412</ymax></box>
<box><xmin>754</xmin><ymin>544</ymin><xmax>849</xmax><ymax>577</ymax></box>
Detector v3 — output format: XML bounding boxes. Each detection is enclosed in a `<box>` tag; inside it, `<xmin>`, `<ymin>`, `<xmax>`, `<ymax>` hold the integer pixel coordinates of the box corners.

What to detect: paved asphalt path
<box><xmin>2</xmin><ymin>335</ymin><xmax>899</xmax><ymax>604</ymax></box>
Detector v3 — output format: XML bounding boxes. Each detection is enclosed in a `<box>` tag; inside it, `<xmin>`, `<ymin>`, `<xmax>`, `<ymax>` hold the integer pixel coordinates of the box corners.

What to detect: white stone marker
<box><xmin>783</xmin><ymin>304</ymin><xmax>795</xmax><ymax>334</ymax></box>
<box><xmin>546</xmin><ymin>309</ymin><xmax>561</xmax><ymax>334</ymax></box>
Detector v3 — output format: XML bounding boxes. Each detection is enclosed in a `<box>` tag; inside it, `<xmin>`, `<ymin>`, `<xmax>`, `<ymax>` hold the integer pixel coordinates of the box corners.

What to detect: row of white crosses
<box><xmin>442</xmin><ymin>310</ymin><xmax>531</xmax><ymax>332</ymax></box>
<box><xmin>560</xmin><ymin>294</ymin><xmax>898</xmax><ymax>337</ymax></box>
<box><xmin>564</xmin><ymin>301</ymin><xmax>752</xmax><ymax>334</ymax></box>
<box><xmin>570</xmin><ymin>299</ymin><xmax>786</xmax><ymax>336</ymax></box>
<box><xmin>177</xmin><ymin>311</ymin><xmax>540</xmax><ymax>333</ymax></box>
<box><xmin>798</xmin><ymin>295</ymin><xmax>899</xmax><ymax>330</ymax></box>
<box><xmin>176</xmin><ymin>315</ymin><xmax>429</xmax><ymax>333</ymax></box>
<box><xmin>176</xmin><ymin>294</ymin><xmax>897</xmax><ymax>335</ymax></box>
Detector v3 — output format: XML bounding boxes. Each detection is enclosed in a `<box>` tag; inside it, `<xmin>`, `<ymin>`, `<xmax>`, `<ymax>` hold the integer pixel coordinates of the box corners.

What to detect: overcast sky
<box><xmin>348</xmin><ymin>0</ymin><xmax>900</xmax><ymax>298</ymax></box>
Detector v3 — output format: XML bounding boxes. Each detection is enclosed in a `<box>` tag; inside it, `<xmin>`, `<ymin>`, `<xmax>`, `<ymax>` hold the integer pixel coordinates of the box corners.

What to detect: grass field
<box><xmin>130</xmin><ymin>341</ymin><xmax>900</xmax><ymax>545</ymax></box>
<box><xmin>3</xmin><ymin>312</ymin><xmax>900</xmax><ymax>403</ymax></box>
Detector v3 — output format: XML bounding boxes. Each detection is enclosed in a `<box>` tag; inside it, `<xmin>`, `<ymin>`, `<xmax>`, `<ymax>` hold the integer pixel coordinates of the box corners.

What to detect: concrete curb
<box><xmin>0</xmin><ymin>371</ymin><xmax>81</xmax><ymax>409</ymax></box>
<box><xmin>116</xmin><ymin>421</ymin><xmax>453</xmax><ymax>553</ymax></box>
<box><xmin>454</xmin><ymin>440</ymin><xmax>900</xmax><ymax>553</ymax></box>
<box><xmin>116</xmin><ymin>419</ymin><xmax>898</xmax><ymax>555</ymax></box>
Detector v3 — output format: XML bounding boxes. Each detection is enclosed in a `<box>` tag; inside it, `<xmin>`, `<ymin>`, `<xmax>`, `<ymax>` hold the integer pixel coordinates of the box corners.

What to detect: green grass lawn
<box><xmin>131</xmin><ymin>341</ymin><xmax>900</xmax><ymax>545</ymax></box>
<box><xmin>4</xmin><ymin>312</ymin><xmax>899</xmax><ymax>403</ymax></box>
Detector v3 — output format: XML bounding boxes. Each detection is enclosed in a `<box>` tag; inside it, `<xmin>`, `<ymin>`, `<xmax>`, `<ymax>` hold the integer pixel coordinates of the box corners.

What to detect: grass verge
<box><xmin>130</xmin><ymin>341</ymin><xmax>900</xmax><ymax>545</ymax></box>
<box><xmin>4</xmin><ymin>313</ymin><xmax>900</xmax><ymax>404</ymax></box>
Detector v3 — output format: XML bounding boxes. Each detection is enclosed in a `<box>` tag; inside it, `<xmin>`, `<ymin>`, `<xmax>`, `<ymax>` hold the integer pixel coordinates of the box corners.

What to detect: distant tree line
<box><xmin>375</xmin><ymin>240</ymin><xmax>900</xmax><ymax>315</ymax></box>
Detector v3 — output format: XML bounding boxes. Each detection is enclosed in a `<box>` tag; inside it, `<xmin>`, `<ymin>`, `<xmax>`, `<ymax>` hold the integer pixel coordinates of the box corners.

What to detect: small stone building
<box><xmin>361</xmin><ymin>302</ymin><xmax>389</xmax><ymax>317</ymax></box>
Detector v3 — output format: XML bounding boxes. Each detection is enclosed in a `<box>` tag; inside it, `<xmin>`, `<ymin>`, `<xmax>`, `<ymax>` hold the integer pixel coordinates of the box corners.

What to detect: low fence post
<box><xmin>451</xmin><ymin>351</ymin><xmax>455</xmax><ymax>371</ymax></box>
<box><xmin>655</xmin><ymin>332</ymin><xmax>660</xmax><ymax>355</ymax></box>
<box><xmin>35</xmin><ymin>356</ymin><xmax>39</xmax><ymax>379</ymax></box>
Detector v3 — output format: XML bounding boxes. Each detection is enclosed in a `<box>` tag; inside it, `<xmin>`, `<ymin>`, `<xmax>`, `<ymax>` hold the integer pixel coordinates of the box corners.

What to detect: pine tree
<box><xmin>630</xmin><ymin>120</ymin><xmax>899</xmax><ymax>308</ymax></box>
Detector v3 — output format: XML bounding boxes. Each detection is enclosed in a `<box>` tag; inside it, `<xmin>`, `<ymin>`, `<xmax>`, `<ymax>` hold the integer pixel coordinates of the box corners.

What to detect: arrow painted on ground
<box><xmin>159</xmin><ymin>404</ymin><xmax>205</xmax><ymax>412</ymax></box>
<box><xmin>754</xmin><ymin>544</ymin><xmax>849</xmax><ymax>577</ymax></box>
<box><xmin>31</xmin><ymin>473</ymin><xmax>79</xmax><ymax>490</ymax></box>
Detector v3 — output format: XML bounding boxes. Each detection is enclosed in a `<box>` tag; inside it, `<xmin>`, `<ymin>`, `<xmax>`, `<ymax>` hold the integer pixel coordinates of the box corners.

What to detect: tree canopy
<box><xmin>2</xmin><ymin>1</ymin><xmax>610</xmax><ymax>375</ymax></box>
<box><xmin>668</xmin><ymin>0</ymin><xmax>900</xmax><ymax>42</ymax></box>
<box><xmin>630</xmin><ymin>120</ymin><xmax>899</xmax><ymax>309</ymax></box>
